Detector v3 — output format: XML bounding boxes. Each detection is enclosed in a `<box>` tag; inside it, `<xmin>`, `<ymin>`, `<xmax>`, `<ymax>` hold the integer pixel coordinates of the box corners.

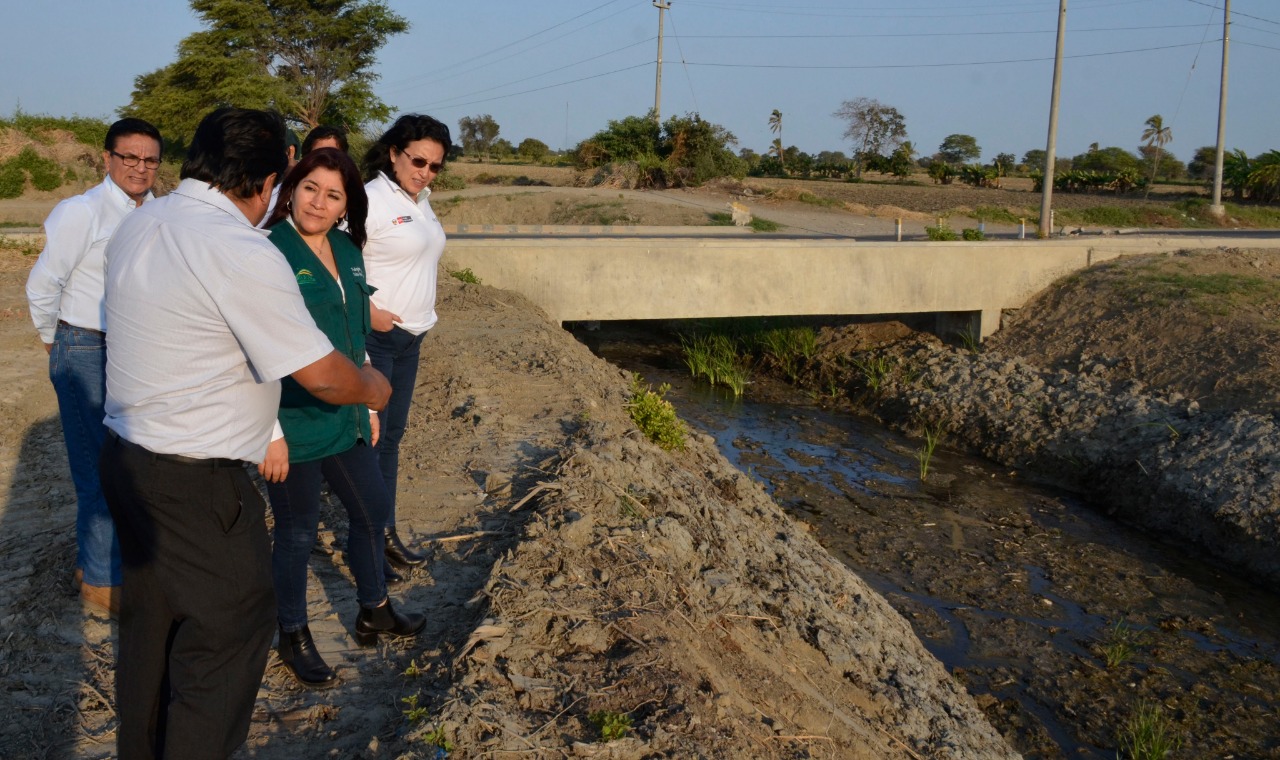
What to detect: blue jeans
<box><xmin>267</xmin><ymin>442</ymin><xmax>391</xmax><ymax>631</ymax></box>
<box><xmin>364</xmin><ymin>326</ymin><xmax>426</xmax><ymax>524</ymax></box>
<box><xmin>50</xmin><ymin>322</ymin><xmax>121</xmax><ymax>587</ymax></box>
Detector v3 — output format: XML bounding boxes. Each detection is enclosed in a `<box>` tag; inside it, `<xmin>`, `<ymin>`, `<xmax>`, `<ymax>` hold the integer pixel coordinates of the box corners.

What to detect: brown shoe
<box><xmin>80</xmin><ymin>582</ymin><xmax>121</xmax><ymax>618</ymax></box>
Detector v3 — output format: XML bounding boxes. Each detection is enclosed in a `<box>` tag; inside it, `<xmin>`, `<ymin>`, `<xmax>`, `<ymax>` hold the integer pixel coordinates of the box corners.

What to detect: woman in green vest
<box><xmin>259</xmin><ymin>148</ymin><xmax>425</xmax><ymax>688</ymax></box>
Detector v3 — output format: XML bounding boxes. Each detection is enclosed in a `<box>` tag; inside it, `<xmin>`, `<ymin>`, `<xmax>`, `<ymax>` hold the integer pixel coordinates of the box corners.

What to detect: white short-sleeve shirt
<box><xmin>103</xmin><ymin>178</ymin><xmax>335</xmax><ymax>462</ymax></box>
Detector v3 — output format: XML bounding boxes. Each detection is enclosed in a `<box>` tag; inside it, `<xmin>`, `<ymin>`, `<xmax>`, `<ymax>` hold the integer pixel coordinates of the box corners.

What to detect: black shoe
<box><xmin>277</xmin><ymin>625</ymin><xmax>338</xmax><ymax>689</ymax></box>
<box><xmin>383</xmin><ymin>561</ymin><xmax>405</xmax><ymax>586</ymax></box>
<box><xmin>354</xmin><ymin>599</ymin><xmax>426</xmax><ymax>647</ymax></box>
<box><xmin>384</xmin><ymin>527</ymin><xmax>425</xmax><ymax>568</ymax></box>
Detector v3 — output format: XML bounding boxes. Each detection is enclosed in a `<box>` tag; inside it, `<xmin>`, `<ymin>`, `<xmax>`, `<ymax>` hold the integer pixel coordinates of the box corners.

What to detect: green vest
<box><xmin>268</xmin><ymin>222</ymin><xmax>375</xmax><ymax>463</ymax></box>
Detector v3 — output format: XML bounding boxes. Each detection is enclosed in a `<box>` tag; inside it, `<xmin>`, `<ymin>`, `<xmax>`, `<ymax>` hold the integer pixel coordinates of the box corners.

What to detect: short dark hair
<box><xmin>302</xmin><ymin>125</ymin><xmax>349</xmax><ymax>155</ymax></box>
<box><xmin>264</xmin><ymin>148</ymin><xmax>369</xmax><ymax>249</ymax></box>
<box><xmin>181</xmin><ymin>108</ymin><xmax>287</xmax><ymax>200</ymax></box>
<box><xmin>362</xmin><ymin>114</ymin><xmax>452</xmax><ymax>186</ymax></box>
<box><xmin>105</xmin><ymin>118</ymin><xmax>163</xmax><ymax>154</ymax></box>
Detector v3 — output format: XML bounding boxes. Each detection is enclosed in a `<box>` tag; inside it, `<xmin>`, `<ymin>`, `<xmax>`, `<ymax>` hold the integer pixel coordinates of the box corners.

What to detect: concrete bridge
<box><xmin>442</xmin><ymin>228</ymin><xmax>1280</xmax><ymax>339</ymax></box>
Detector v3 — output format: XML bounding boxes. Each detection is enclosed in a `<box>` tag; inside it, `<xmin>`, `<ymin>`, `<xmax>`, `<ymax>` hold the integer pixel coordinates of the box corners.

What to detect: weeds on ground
<box><xmin>925</xmin><ymin>223</ymin><xmax>959</xmax><ymax>241</ymax></box>
<box><xmin>961</xmin><ymin>227</ymin><xmax>985</xmax><ymax>241</ymax></box>
<box><xmin>589</xmin><ymin>710</ymin><xmax>633</xmax><ymax>742</ymax></box>
<box><xmin>853</xmin><ymin>355</ymin><xmax>895</xmax><ymax>393</ymax></box>
<box><xmin>751</xmin><ymin>326</ymin><xmax>816</xmax><ymax>382</ymax></box>
<box><xmin>449</xmin><ymin>267</ymin><xmax>482</xmax><ymax>284</ymax></box>
<box><xmin>682</xmin><ymin>333</ymin><xmax>751</xmax><ymax>396</ymax></box>
<box><xmin>1117</xmin><ymin>700</ymin><xmax>1181</xmax><ymax>760</ymax></box>
<box><xmin>749</xmin><ymin>216</ymin><xmax>781</xmax><ymax>232</ymax></box>
<box><xmin>707</xmin><ymin>211</ymin><xmax>735</xmax><ymax>226</ymax></box>
<box><xmin>1099</xmin><ymin>619</ymin><xmax>1149</xmax><ymax>669</ymax></box>
<box><xmin>967</xmin><ymin>206</ymin><xmax>1029</xmax><ymax>225</ymax></box>
<box><xmin>402</xmin><ymin>693</ymin><xmax>430</xmax><ymax>723</ymax></box>
<box><xmin>797</xmin><ymin>191</ymin><xmax>841</xmax><ymax>208</ymax></box>
<box><xmin>627</xmin><ymin>375</ymin><xmax>686</xmax><ymax>451</ymax></box>
<box><xmin>917</xmin><ymin>423</ymin><xmax>943</xmax><ymax>480</ymax></box>
<box><xmin>954</xmin><ymin>328</ymin><xmax>981</xmax><ymax>354</ymax></box>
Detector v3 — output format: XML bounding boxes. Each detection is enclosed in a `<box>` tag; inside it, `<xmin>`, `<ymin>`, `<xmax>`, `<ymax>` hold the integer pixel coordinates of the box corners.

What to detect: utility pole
<box><xmin>1038</xmin><ymin>0</ymin><xmax>1067</xmax><ymax>239</ymax></box>
<box><xmin>1209</xmin><ymin>0</ymin><xmax>1230</xmax><ymax>216</ymax></box>
<box><xmin>653</xmin><ymin>0</ymin><xmax>670</xmax><ymax>124</ymax></box>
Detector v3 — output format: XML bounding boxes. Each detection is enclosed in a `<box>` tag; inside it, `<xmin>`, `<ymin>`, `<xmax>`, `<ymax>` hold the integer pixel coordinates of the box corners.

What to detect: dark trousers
<box><xmin>100</xmin><ymin>434</ymin><xmax>275</xmax><ymax>760</ymax></box>
<box><xmin>364</xmin><ymin>325</ymin><xmax>426</xmax><ymax>523</ymax></box>
<box><xmin>266</xmin><ymin>442</ymin><xmax>391</xmax><ymax>630</ymax></box>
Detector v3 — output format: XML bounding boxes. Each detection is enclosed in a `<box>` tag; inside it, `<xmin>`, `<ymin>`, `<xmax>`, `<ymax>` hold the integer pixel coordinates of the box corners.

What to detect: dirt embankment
<box><xmin>802</xmin><ymin>247</ymin><xmax>1280</xmax><ymax>593</ymax></box>
<box><xmin>0</xmin><ymin>238</ymin><xmax>1016</xmax><ymax>758</ymax></box>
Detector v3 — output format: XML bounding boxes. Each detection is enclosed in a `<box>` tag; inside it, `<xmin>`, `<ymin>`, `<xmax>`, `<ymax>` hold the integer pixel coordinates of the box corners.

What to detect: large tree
<box><xmin>122</xmin><ymin>0</ymin><xmax>408</xmax><ymax>143</ymax></box>
<box><xmin>938</xmin><ymin>134</ymin><xmax>981</xmax><ymax>165</ymax></box>
<box><xmin>768</xmin><ymin>109</ymin><xmax>784</xmax><ymax>172</ymax></box>
<box><xmin>458</xmin><ymin>114</ymin><xmax>501</xmax><ymax>161</ymax></box>
<box><xmin>832</xmin><ymin>97</ymin><xmax>907</xmax><ymax>178</ymax></box>
<box><xmin>1140</xmin><ymin>114</ymin><xmax>1172</xmax><ymax>199</ymax></box>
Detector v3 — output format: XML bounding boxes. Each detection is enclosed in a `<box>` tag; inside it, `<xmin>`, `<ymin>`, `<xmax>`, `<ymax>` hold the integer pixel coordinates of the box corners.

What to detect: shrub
<box><xmin>0</xmin><ymin>163</ymin><xmax>25</xmax><ymax>199</ymax></box>
<box><xmin>961</xmin><ymin>228</ymin><xmax>985</xmax><ymax>241</ymax></box>
<box><xmin>432</xmin><ymin>169</ymin><xmax>465</xmax><ymax>191</ymax></box>
<box><xmin>925</xmin><ymin>224</ymin><xmax>958</xmax><ymax>241</ymax></box>
<box><xmin>627</xmin><ymin>376</ymin><xmax>686</xmax><ymax>451</ymax></box>
<box><xmin>449</xmin><ymin>268</ymin><xmax>481</xmax><ymax>284</ymax></box>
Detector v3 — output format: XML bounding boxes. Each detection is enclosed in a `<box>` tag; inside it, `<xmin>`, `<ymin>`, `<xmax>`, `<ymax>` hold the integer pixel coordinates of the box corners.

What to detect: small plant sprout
<box><xmin>1099</xmin><ymin>619</ymin><xmax>1149</xmax><ymax>669</ymax></box>
<box><xmin>401</xmin><ymin>658</ymin><xmax>422</xmax><ymax>678</ymax></box>
<box><xmin>1117</xmin><ymin>700</ymin><xmax>1181</xmax><ymax>760</ymax></box>
<box><xmin>448</xmin><ymin>267</ymin><xmax>481</xmax><ymax>284</ymax></box>
<box><xmin>954</xmin><ymin>328</ymin><xmax>981</xmax><ymax>354</ymax></box>
<box><xmin>589</xmin><ymin>710</ymin><xmax>633</xmax><ymax>742</ymax></box>
<box><xmin>853</xmin><ymin>355</ymin><xmax>895</xmax><ymax>393</ymax></box>
<box><xmin>402</xmin><ymin>692</ymin><xmax>429</xmax><ymax>724</ymax></box>
<box><xmin>917</xmin><ymin>423</ymin><xmax>943</xmax><ymax>480</ymax></box>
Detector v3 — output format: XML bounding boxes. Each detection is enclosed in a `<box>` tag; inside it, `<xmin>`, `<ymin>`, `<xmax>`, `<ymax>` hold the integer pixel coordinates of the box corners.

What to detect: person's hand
<box><xmin>258</xmin><ymin>437</ymin><xmax>289</xmax><ymax>483</ymax></box>
<box><xmin>361</xmin><ymin>365</ymin><xmax>392</xmax><ymax>411</ymax></box>
<box><xmin>44</xmin><ymin>342</ymin><xmax>52</xmax><ymax>355</ymax></box>
<box><xmin>370</xmin><ymin>304</ymin><xmax>401</xmax><ymax>333</ymax></box>
<box><xmin>369</xmin><ymin>410</ymin><xmax>380</xmax><ymax>447</ymax></box>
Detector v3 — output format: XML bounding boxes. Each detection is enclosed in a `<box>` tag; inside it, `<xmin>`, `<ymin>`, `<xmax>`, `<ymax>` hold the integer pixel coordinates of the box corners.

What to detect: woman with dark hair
<box><xmin>360</xmin><ymin>114</ymin><xmax>452</xmax><ymax>578</ymax></box>
<box><xmin>260</xmin><ymin>147</ymin><xmax>425</xmax><ymax>688</ymax></box>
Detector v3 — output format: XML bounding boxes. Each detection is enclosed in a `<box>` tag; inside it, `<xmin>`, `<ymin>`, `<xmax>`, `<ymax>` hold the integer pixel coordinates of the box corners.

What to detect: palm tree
<box><xmin>768</xmin><ymin>109</ymin><xmax>784</xmax><ymax>172</ymax></box>
<box><xmin>1141</xmin><ymin>114</ymin><xmax>1173</xmax><ymax>200</ymax></box>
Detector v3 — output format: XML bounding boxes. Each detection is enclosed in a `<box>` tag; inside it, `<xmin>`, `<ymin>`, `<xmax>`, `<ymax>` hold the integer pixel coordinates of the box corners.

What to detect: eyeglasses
<box><xmin>110</xmin><ymin>151</ymin><xmax>161</xmax><ymax>170</ymax></box>
<box><xmin>397</xmin><ymin>149</ymin><xmax>443</xmax><ymax>173</ymax></box>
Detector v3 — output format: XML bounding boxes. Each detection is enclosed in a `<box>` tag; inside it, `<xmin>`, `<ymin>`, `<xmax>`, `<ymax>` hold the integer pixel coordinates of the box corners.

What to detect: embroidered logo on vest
<box><xmin>296</xmin><ymin>268</ymin><xmax>317</xmax><ymax>286</ymax></box>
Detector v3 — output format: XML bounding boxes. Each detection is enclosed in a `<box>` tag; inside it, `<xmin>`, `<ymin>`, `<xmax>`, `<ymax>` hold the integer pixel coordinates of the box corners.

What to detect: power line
<box><xmin>1183</xmin><ymin>0</ymin><xmax>1280</xmax><ymax>27</ymax></box>
<box><xmin>1236</xmin><ymin>39</ymin><xmax>1280</xmax><ymax>52</ymax></box>
<box><xmin>381</xmin><ymin>0</ymin><xmax>637</xmax><ymax>93</ymax></box>
<box><xmin>398</xmin><ymin>38</ymin><xmax>655</xmax><ymax>108</ymax></box>
<box><xmin>675</xmin><ymin>24</ymin><xmax>1219</xmax><ymax>39</ymax></box>
<box><xmin>406</xmin><ymin>63</ymin><xmax>652</xmax><ymax>114</ymax></box>
<box><xmin>666</xmin><ymin>5</ymin><xmax>700</xmax><ymax>115</ymax></box>
<box><xmin>680</xmin><ymin>41</ymin><xmax>1218</xmax><ymax>70</ymax></box>
<box><xmin>675</xmin><ymin>0</ymin><xmax>1152</xmax><ymax>19</ymax></box>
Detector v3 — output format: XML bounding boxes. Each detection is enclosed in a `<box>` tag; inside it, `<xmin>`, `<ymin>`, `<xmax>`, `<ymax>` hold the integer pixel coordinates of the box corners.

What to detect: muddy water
<box><xmin>579</xmin><ymin>326</ymin><xmax>1280</xmax><ymax>760</ymax></box>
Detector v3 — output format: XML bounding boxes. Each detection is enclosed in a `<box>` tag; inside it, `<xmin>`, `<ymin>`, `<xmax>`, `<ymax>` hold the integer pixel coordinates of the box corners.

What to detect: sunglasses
<box><xmin>397</xmin><ymin>148</ymin><xmax>443</xmax><ymax>173</ymax></box>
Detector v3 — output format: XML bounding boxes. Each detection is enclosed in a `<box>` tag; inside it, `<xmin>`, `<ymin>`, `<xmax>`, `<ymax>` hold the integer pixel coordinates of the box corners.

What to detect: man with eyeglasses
<box><xmin>26</xmin><ymin>117</ymin><xmax>163</xmax><ymax>616</ymax></box>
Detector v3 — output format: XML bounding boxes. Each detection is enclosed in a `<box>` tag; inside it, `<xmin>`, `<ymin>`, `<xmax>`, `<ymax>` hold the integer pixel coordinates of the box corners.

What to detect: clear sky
<box><xmin>3</xmin><ymin>0</ymin><xmax>1277</xmax><ymax>164</ymax></box>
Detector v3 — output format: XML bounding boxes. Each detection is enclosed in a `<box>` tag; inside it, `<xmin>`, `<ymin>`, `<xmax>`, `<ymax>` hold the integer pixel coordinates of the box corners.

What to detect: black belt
<box><xmin>57</xmin><ymin>320</ymin><xmax>105</xmax><ymax>338</ymax></box>
<box><xmin>108</xmin><ymin>430</ymin><xmax>248</xmax><ymax>469</ymax></box>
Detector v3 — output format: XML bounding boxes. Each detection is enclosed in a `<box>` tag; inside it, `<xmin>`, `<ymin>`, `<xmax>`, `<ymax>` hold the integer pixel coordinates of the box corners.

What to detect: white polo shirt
<box><xmin>103</xmin><ymin>178</ymin><xmax>334</xmax><ymax>462</ymax></box>
<box><xmin>363</xmin><ymin>172</ymin><xmax>447</xmax><ymax>335</ymax></box>
<box><xmin>26</xmin><ymin>175</ymin><xmax>152</xmax><ymax>342</ymax></box>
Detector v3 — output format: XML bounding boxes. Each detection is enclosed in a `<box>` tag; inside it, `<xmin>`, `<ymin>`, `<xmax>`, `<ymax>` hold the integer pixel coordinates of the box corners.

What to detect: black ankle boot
<box><xmin>383</xmin><ymin>561</ymin><xmax>405</xmax><ymax>586</ymax></box>
<box><xmin>384</xmin><ymin>527</ymin><xmax>425</xmax><ymax>568</ymax></box>
<box><xmin>277</xmin><ymin>625</ymin><xmax>338</xmax><ymax>689</ymax></box>
<box><xmin>354</xmin><ymin>599</ymin><xmax>426</xmax><ymax>647</ymax></box>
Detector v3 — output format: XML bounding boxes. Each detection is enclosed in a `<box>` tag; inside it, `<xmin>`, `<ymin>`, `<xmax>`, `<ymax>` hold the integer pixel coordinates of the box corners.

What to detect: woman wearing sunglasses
<box><xmin>260</xmin><ymin>147</ymin><xmax>426</xmax><ymax>687</ymax></box>
<box><xmin>359</xmin><ymin>114</ymin><xmax>452</xmax><ymax>580</ymax></box>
